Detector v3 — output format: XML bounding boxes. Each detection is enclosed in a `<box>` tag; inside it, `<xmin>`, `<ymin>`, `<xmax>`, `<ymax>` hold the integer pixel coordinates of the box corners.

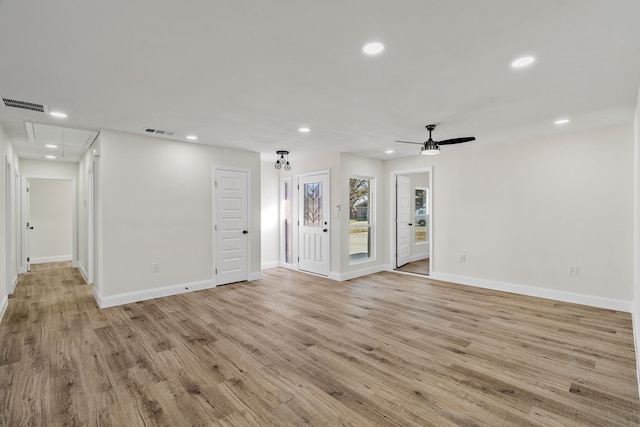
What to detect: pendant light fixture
<box><xmin>275</xmin><ymin>150</ymin><xmax>291</xmax><ymax>171</ymax></box>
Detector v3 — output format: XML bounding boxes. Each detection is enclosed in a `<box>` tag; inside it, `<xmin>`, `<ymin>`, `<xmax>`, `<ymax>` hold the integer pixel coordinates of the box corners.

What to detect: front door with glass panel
<box><xmin>298</xmin><ymin>172</ymin><xmax>330</xmax><ymax>276</ymax></box>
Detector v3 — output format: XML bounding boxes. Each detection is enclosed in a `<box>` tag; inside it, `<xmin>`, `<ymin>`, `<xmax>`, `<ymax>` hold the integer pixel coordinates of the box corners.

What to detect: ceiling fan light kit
<box><xmin>420</xmin><ymin>145</ymin><xmax>440</xmax><ymax>156</ymax></box>
<box><xmin>396</xmin><ymin>124</ymin><xmax>475</xmax><ymax>156</ymax></box>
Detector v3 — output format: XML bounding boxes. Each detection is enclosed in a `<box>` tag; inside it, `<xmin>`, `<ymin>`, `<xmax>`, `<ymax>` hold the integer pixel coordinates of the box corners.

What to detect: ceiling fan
<box><xmin>396</xmin><ymin>124</ymin><xmax>475</xmax><ymax>155</ymax></box>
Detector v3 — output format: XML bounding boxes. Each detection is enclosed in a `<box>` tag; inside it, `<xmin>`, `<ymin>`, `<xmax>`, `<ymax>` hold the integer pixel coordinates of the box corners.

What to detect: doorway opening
<box><xmin>391</xmin><ymin>168</ymin><xmax>432</xmax><ymax>276</ymax></box>
<box><xmin>21</xmin><ymin>177</ymin><xmax>76</xmax><ymax>273</ymax></box>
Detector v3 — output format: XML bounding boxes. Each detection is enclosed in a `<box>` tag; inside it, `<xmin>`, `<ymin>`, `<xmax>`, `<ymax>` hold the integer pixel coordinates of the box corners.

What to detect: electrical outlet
<box><xmin>459</xmin><ymin>254</ymin><xmax>466</xmax><ymax>262</ymax></box>
<box><xmin>152</xmin><ymin>262</ymin><xmax>160</xmax><ymax>273</ymax></box>
<box><xmin>568</xmin><ymin>265</ymin><xmax>577</xmax><ymax>275</ymax></box>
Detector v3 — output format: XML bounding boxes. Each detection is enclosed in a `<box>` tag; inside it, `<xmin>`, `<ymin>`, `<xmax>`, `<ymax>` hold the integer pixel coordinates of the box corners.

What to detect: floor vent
<box><xmin>145</xmin><ymin>128</ymin><xmax>176</xmax><ymax>137</ymax></box>
<box><xmin>2</xmin><ymin>98</ymin><xmax>47</xmax><ymax>113</ymax></box>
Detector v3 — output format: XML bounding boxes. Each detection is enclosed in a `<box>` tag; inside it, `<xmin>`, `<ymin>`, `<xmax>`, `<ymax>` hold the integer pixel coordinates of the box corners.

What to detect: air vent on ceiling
<box><xmin>2</xmin><ymin>97</ymin><xmax>48</xmax><ymax>113</ymax></box>
<box><xmin>145</xmin><ymin>128</ymin><xmax>176</xmax><ymax>137</ymax></box>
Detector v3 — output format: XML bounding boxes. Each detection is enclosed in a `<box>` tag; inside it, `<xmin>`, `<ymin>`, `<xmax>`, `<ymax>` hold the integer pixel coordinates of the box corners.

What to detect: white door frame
<box><xmin>297</xmin><ymin>170</ymin><xmax>331</xmax><ymax>276</ymax></box>
<box><xmin>396</xmin><ymin>174</ymin><xmax>411</xmax><ymax>268</ymax></box>
<box><xmin>87</xmin><ymin>164</ymin><xmax>95</xmax><ymax>284</ymax></box>
<box><xmin>21</xmin><ymin>175</ymin><xmax>78</xmax><ymax>273</ymax></box>
<box><xmin>279</xmin><ymin>176</ymin><xmax>294</xmax><ymax>268</ymax></box>
<box><xmin>212</xmin><ymin>166</ymin><xmax>251</xmax><ymax>286</ymax></box>
<box><xmin>389</xmin><ymin>167</ymin><xmax>432</xmax><ymax>275</ymax></box>
<box><xmin>5</xmin><ymin>157</ymin><xmax>17</xmax><ymax>293</ymax></box>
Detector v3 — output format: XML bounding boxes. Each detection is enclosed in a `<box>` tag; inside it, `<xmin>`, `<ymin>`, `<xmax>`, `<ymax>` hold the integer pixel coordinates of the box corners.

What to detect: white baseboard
<box><xmin>330</xmin><ymin>264</ymin><xmax>387</xmax><ymax>281</ymax></box>
<box><xmin>430</xmin><ymin>272</ymin><xmax>632</xmax><ymax>312</ymax></box>
<box><xmin>0</xmin><ymin>295</ymin><xmax>8</xmax><ymax>324</ymax></box>
<box><xmin>77</xmin><ymin>263</ymin><xmax>89</xmax><ymax>284</ymax></box>
<box><xmin>261</xmin><ymin>261</ymin><xmax>280</xmax><ymax>270</ymax></box>
<box><xmin>248</xmin><ymin>271</ymin><xmax>262</xmax><ymax>281</ymax></box>
<box><xmin>632</xmin><ymin>303</ymin><xmax>640</xmax><ymax>398</ymax></box>
<box><xmin>94</xmin><ymin>279</ymin><xmax>216</xmax><ymax>308</ymax></box>
<box><xmin>30</xmin><ymin>255</ymin><xmax>72</xmax><ymax>264</ymax></box>
<box><xmin>10</xmin><ymin>275</ymin><xmax>18</xmax><ymax>294</ymax></box>
<box><xmin>409</xmin><ymin>253</ymin><xmax>429</xmax><ymax>263</ymax></box>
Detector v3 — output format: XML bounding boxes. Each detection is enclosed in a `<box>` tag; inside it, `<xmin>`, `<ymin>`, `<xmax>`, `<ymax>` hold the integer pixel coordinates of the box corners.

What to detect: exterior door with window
<box><xmin>298</xmin><ymin>172</ymin><xmax>330</xmax><ymax>275</ymax></box>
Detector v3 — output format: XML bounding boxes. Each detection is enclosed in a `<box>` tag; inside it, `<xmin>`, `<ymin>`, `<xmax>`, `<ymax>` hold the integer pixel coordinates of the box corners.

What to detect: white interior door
<box><xmin>298</xmin><ymin>172</ymin><xmax>330</xmax><ymax>276</ymax></box>
<box><xmin>396</xmin><ymin>175</ymin><xmax>411</xmax><ymax>267</ymax></box>
<box><xmin>215</xmin><ymin>168</ymin><xmax>249</xmax><ymax>285</ymax></box>
<box><xmin>25</xmin><ymin>180</ymin><xmax>32</xmax><ymax>272</ymax></box>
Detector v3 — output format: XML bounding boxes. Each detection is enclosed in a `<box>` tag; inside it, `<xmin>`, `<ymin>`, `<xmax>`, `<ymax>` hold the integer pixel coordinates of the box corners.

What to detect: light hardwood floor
<box><xmin>1</xmin><ymin>264</ymin><xmax>638</xmax><ymax>426</ymax></box>
<box><xmin>396</xmin><ymin>258</ymin><xmax>430</xmax><ymax>275</ymax></box>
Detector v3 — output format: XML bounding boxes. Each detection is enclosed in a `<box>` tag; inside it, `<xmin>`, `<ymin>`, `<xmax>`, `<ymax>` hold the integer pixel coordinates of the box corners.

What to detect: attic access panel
<box><xmin>25</xmin><ymin>122</ymin><xmax>98</xmax><ymax>148</ymax></box>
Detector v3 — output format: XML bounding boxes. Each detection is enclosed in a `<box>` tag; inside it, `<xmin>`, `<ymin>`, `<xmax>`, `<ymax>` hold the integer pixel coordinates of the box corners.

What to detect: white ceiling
<box><xmin>0</xmin><ymin>0</ymin><xmax>639</xmax><ymax>163</ymax></box>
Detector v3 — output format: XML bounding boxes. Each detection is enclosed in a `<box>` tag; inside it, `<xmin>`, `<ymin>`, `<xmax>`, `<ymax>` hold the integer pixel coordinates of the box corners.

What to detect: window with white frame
<box><xmin>414</xmin><ymin>187</ymin><xmax>428</xmax><ymax>243</ymax></box>
<box><xmin>349</xmin><ymin>177</ymin><xmax>374</xmax><ymax>262</ymax></box>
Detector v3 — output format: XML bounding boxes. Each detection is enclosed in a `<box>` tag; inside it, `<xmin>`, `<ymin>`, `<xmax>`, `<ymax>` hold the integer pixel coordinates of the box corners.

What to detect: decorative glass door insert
<box><xmin>304</xmin><ymin>182</ymin><xmax>322</xmax><ymax>226</ymax></box>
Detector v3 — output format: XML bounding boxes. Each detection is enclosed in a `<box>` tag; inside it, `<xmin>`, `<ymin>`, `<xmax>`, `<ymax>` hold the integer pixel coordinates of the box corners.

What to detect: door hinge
<box><xmin>297</xmin><ymin>257</ymin><xmax>300</xmax><ymax>262</ymax></box>
<box><xmin>215</xmin><ymin>268</ymin><xmax>218</xmax><ymax>274</ymax></box>
<box><xmin>26</xmin><ymin>187</ymin><xmax>29</xmax><ymax>192</ymax></box>
<box><xmin>214</xmin><ymin>224</ymin><xmax>217</xmax><ymax>231</ymax></box>
<box><xmin>297</xmin><ymin>184</ymin><xmax>299</xmax><ymax>190</ymax></box>
<box><xmin>214</xmin><ymin>180</ymin><xmax>218</xmax><ymax>188</ymax></box>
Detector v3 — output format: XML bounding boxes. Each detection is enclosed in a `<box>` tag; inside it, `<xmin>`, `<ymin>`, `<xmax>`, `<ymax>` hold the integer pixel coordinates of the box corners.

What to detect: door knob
<box><xmin>242</xmin><ymin>230</ymin><xmax>248</xmax><ymax>234</ymax></box>
<box><xmin>408</xmin><ymin>223</ymin><xmax>413</xmax><ymax>226</ymax></box>
<box><xmin>323</xmin><ymin>229</ymin><xmax>328</xmax><ymax>232</ymax></box>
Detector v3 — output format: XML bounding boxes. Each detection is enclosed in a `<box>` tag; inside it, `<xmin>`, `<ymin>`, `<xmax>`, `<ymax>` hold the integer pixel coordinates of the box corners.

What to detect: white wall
<box><xmin>386</xmin><ymin>124</ymin><xmax>634</xmax><ymax>304</ymax></box>
<box><xmin>96</xmin><ymin>130</ymin><xmax>261</xmax><ymax>299</ymax></box>
<box><xmin>0</xmin><ymin>123</ymin><xmax>20</xmax><ymax>322</ymax></box>
<box><xmin>28</xmin><ymin>179</ymin><xmax>72</xmax><ymax>262</ymax></box>
<box><xmin>261</xmin><ymin>161</ymin><xmax>279</xmax><ymax>269</ymax></box>
<box><xmin>20</xmin><ymin>159</ymin><xmax>78</xmax><ymax>179</ymax></box>
<box><xmin>632</xmin><ymin>85</ymin><xmax>640</xmax><ymax>392</ymax></box>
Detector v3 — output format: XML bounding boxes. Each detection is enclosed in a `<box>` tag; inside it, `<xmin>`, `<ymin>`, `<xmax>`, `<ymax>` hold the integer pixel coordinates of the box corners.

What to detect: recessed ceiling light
<box><xmin>385</xmin><ymin>150</ymin><xmax>394</xmax><ymax>154</ymax></box>
<box><xmin>298</xmin><ymin>127</ymin><xmax>310</xmax><ymax>133</ymax></box>
<box><xmin>363</xmin><ymin>42</ymin><xmax>384</xmax><ymax>55</ymax></box>
<box><xmin>45</xmin><ymin>144</ymin><xmax>57</xmax><ymax>149</ymax></box>
<box><xmin>511</xmin><ymin>56</ymin><xmax>535</xmax><ymax>68</ymax></box>
<box><xmin>46</xmin><ymin>155</ymin><xmax>56</xmax><ymax>159</ymax></box>
<box><xmin>186</xmin><ymin>135</ymin><xmax>198</xmax><ymax>140</ymax></box>
<box><xmin>49</xmin><ymin>111</ymin><xmax>68</xmax><ymax>118</ymax></box>
<box><xmin>554</xmin><ymin>118</ymin><xmax>570</xmax><ymax>125</ymax></box>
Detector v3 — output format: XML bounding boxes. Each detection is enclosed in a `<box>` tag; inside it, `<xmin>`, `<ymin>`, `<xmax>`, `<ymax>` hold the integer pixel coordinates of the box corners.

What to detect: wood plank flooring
<box><xmin>396</xmin><ymin>258</ymin><xmax>430</xmax><ymax>275</ymax></box>
<box><xmin>0</xmin><ymin>264</ymin><xmax>638</xmax><ymax>426</ymax></box>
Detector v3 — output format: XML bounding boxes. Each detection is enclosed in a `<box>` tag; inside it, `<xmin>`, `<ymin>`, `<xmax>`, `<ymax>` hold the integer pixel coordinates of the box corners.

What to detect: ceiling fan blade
<box><xmin>395</xmin><ymin>140</ymin><xmax>424</xmax><ymax>145</ymax></box>
<box><xmin>437</xmin><ymin>137</ymin><xmax>475</xmax><ymax>145</ymax></box>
